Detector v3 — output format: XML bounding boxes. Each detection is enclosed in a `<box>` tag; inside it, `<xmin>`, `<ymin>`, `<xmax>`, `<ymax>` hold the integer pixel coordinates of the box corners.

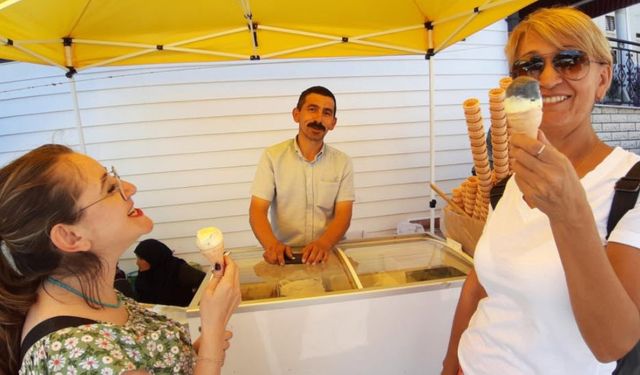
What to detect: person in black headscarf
<box><xmin>113</xmin><ymin>262</ymin><xmax>136</xmax><ymax>298</ymax></box>
<box><xmin>134</xmin><ymin>239</ymin><xmax>206</xmax><ymax>307</ymax></box>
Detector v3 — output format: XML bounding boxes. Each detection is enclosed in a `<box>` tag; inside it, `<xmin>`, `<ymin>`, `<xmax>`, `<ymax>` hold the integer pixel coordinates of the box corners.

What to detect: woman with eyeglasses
<box><xmin>442</xmin><ymin>7</ymin><xmax>640</xmax><ymax>375</ymax></box>
<box><xmin>0</xmin><ymin>144</ymin><xmax>241</xmax><ymax>374</ymax></box>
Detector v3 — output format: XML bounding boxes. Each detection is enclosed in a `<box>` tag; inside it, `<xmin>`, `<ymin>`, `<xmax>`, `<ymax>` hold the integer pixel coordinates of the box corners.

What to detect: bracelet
<box><xmin>196</xmin><ymin>356</ymin><xmax>225</xmax><ymax>366</ymax></box>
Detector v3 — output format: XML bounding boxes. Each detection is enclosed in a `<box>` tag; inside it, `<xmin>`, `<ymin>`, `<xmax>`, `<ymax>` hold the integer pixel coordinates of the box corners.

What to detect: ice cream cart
<box><xmin>186</xmin><ymin>233</ymin><xmax>472</xmax><ymax>374</ymax></box>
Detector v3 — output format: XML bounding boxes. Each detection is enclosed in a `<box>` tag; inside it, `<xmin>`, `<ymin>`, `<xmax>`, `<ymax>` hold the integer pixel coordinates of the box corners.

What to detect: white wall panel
<box><xmin>0</xmin><ymin>111</ymin><xmax>76</xmax><ymax>137</ymax></box>
<box><xmin>0</xmin><ymin>20</ymin><xmax>510</xmax><ymax>270</ymax></box>
<box><xmin>102</xmin><ymin>149</ymin><xmax>263</xmax><ymax>174</ymax></box>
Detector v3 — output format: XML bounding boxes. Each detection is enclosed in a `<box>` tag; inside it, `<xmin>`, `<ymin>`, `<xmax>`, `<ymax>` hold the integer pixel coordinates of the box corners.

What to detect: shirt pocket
<box><xmin>317</xmin><ymin>181</ymin><xmax>339</xmax><ymax>210</ymax></box>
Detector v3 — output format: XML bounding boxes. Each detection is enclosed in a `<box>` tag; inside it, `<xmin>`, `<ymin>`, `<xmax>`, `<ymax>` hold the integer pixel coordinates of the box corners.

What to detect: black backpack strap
<box><xmin>487</xmin><ymin>161</ymin><xmax>640</xmax><ymax>235</ymax></box>
<box><xmin>607</xmin><ymin>161</ymin><xmax>640</xmax><ymax>239</ymax></box>
<box><xmin>20</xmin><ymin>316</ymin><xmax>98</xmax><ymax>362</ymax></box>
<box><xmin>609</xmin><ymin>161</ymin><xmax>640</xmax><ymax>374</ymax></box>
<box><xmin>490</xmin><ymin>175</ymin><xmax>512</xmax><ymax>209</ymax></box>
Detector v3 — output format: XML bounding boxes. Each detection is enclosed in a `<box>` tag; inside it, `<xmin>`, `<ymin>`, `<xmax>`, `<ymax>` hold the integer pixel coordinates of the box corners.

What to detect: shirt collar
<box><xmin>293</xmin><ymin>136</ymin><xmax>325</xmax><ymax>163</ymax></box>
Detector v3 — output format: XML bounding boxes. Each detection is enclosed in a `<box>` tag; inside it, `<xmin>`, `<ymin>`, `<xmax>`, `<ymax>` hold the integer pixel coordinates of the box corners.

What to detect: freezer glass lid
<box><xmin>232</xmin><ymin>247</ymin><xmax>356</xmax><ymax>302</ymax></box>
<box><xmin>338</xmin><ymin>237</ymin><xmax>471</xmax><ymax>288</ymax></box>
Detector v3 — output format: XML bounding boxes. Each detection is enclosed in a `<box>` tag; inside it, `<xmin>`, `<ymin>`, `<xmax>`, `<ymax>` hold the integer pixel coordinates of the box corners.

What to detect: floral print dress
<box><xmin>19</xmin><ymin>295</ymin><xmax>195</xmax><ymax>374</ymax></box>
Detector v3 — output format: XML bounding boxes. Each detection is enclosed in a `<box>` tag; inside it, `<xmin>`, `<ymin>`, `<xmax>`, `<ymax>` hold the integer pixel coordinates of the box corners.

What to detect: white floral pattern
<box><xmin>19</xmin><ymin>296</ymin><xmax>195</xmax><ymax>374</ymax></box>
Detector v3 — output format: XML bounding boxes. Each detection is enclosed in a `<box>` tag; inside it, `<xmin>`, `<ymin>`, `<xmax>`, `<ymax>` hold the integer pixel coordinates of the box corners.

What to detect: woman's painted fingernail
<box><xmin>214</xmin><ymin>263</ymin><xmax>222</xmax><ymax>271</ymax></box>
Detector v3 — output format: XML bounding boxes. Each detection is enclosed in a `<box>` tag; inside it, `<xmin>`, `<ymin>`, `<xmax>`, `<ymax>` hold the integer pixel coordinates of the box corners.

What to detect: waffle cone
<box><xmin>506</xmin><ymin>107</ymin><xmax>542</xmax><ymax>138</ymax></box>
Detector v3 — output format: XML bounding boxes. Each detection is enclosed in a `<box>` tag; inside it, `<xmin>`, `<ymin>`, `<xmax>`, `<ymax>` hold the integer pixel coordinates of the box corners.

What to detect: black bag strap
<box><xmin>20</xmin><ymin>315</ymin><xmax>98</xmax><ymax>362</ymax></box>
<box><xmin>608</xmin><ymin>161</ymin><xmax>640</xmax><ymax>374</ymax></box>
<box><xmin>607</xmin><ymin>161</ymin><xmax>640</xmax><ymax>239</ymax></box>
<box><xmin>489</xmin><ymin>162</ymin><xmax>640</xmax><ymax>235</ymax></box>
<box><xmin>490</xmin><ymin>175</ymin><xmax>512</xmax><ymax>209</ymax></box>
<box><xmin>613</xmin><ymin>339</ymin><xmax>640</xmax><ymax>375</ymax></box>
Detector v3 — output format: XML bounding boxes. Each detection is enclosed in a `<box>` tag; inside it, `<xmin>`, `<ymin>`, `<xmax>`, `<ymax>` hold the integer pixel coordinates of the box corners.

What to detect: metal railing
<box><xmin>603</xmin><ymin>37</ymin><xmax>640</xmax><ymax>107</ymax></box>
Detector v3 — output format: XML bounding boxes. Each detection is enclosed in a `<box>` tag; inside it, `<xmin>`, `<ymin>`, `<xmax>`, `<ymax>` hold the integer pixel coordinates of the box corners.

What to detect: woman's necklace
<box><xmin>47</xmin><ymin>276</ymin><xmax>121</xmax><ymax>309</ymax></box>
<box><xmin>573</xmin><ymin>141</ymin><xmax>612</xmax><ymax>178</ymax></box>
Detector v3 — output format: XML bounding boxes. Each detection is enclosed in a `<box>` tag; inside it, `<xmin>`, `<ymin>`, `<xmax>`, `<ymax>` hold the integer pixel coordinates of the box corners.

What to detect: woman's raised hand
<box><xmin>200</xmin><ymin>255</ymin><xmax>241</xmax><ymax>333</ymax></box>
<box><xmin>509</xmin><ymin>131</ymin><xmax>586</xmax><ymax>218</ymax></box>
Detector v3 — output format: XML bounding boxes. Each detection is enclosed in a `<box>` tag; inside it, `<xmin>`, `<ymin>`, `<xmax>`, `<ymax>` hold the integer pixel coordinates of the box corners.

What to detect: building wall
<box><xmin>0</xmin><ymin>20</ymin><xmax>558</xmax><ymax>271</ymax></box>
<box><xmin>591</xmin><ymin>6</ymin><xmax>640</xmax><ymax>150</ymax></box>
<box><xmin>593</xmin><ymin>105</ymin><xmax>640</xmax><ymax>154</ymax></box>
<box><xmin>593</xmin><ymin>4</ymin><xmax>640</xmax><ymax>45</ymax></box>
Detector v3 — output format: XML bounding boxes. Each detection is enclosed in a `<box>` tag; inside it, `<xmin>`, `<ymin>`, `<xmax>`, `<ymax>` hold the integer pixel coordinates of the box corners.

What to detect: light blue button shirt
<box><xmin>251</xmin><ymin>138</ymin><xmax>355</xmax><ymax>246</ymax></box>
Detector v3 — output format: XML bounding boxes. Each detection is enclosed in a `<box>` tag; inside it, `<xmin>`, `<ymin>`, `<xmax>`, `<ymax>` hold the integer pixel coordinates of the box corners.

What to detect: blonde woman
<box><xmin>442</xmin><ymin>7</ymin><xmax>640</xmax><ymax>375</ymax></box>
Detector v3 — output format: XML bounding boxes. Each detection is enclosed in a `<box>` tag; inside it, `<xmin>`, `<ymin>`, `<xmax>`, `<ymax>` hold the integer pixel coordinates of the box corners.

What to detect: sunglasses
<box><xmin>511</xmin><ymin>49</ymin><xmax>604</xmax><ymax>81</ymax></box>
<box><xmin>78</xmin><ymin>166</ymin><xmax>127</xmax><ymax>212</ymax></box>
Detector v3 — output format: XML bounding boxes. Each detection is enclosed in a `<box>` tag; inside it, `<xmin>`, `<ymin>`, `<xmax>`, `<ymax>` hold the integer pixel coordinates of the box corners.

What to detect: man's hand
<box><xmin>302</xmin><ymin>239</ymin><xmax>332</xmax><ymax>264</ymax></box>
<box><xmin>300</xmin><ymin>200</ymin><xmax>351</xmax><ymax>265</ymax></box>
<box><xmin>263</xmin><ymin>242</ymin><xmax>293</xmax><ymax>266</ymax></box>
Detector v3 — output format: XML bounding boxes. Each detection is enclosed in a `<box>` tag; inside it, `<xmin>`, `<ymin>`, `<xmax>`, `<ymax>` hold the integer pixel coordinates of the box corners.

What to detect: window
<box><xmin>606</xmin><ymin>15</ymin><xmax>616</xmax><ymax>32</ymax></box>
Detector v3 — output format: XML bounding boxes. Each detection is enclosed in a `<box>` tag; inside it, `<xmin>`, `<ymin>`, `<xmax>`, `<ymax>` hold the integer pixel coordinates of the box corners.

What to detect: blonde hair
<box><xmin>506</xmin><ymin>7</ymin><xmax>612</xmax><ymax>67</ymax></box>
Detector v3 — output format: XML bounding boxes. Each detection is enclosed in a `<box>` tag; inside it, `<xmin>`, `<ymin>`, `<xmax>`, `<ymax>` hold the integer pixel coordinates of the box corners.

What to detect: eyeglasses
<box><xmin>78</xmin><ymin>166</ymin><xmax>127</xmax><ymax>212</ymax></box>
<box><xmin>511</xmin><ymin>49</ymin><xmax>605</xmax><ymax>81</ymax></box>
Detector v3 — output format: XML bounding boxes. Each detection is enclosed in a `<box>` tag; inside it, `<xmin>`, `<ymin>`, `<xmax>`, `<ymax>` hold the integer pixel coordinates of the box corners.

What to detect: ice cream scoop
<box><xmin>196</xmin><ymin>227</ymin><xmax>225</xmax><ymax>276</ymax></box>
<box><xmin>504</xmin><ymin>76</ymin><xmax>543</xmax><ymax>138</ymax></box>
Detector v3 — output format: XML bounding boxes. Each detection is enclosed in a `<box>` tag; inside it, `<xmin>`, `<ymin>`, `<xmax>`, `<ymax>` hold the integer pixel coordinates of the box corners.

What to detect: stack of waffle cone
<box><xmin>462</xmin><ymin>98</ymin><xmax>491</xmax><ymax>221</ymax></box>
<box><xmin>473</xmin><ymin>185</ymin><xmax>488</xmax><ymax>220</ymax></box>
<box><xmin>488</xmin><ymin>87</ymin><xmax>510</xmax><ymax>181</ymax></box>
<box><xmin>451</xmin><ymin>187</ymin><xmax>463</xmax><ymax>209</ymax></box>
<box><xmin>446</xmin><ymin>77</ymin><xmax>518</xmax><ymax>223</ymax></box>
<box><xmin>462</xmin><ymin>177</ymin><xmax>478</xmax><ymax>216</ymax></box>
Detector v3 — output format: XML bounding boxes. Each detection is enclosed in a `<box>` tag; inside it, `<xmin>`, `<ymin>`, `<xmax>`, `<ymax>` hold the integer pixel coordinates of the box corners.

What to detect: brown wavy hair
<box><xmin>0</xmin><ymin>144</ymin><xmax>103</xmax><ymax>374</ymax></box>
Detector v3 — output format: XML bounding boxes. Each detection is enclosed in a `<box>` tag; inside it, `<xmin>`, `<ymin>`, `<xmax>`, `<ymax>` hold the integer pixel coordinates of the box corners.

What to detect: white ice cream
<box><xmin>505</xmin><ymin>101</ymin><xmax>543</xmax><ymax>138</ymax></box>
<box><xmin>504</xmin><ymin>77</ymin><xmax>543</xmax><ymax>138</ymax></box>
<box><xmin>196</xmin><ymin>227</ymin><xmax>224</xmax><ymax>273</ymax></box>
<box><xmin>504</xmin><ymin>96</ymin><xmax>542</xmax><ymax>113</ymax></box>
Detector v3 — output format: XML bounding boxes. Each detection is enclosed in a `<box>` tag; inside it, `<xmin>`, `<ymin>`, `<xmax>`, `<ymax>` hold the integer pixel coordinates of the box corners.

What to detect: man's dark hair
<box><xmin>296</xmin><ymin>86</ymin><xmax>337</xmax><ymax>115</ymax></box>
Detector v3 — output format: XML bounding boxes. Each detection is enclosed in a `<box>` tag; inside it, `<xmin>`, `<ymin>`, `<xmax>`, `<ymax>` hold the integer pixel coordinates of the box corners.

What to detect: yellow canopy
<box><xmin>0</xmin><ymin>0</ymin><xmax>537</xmax><ymax>74</ymax></box>
<box><xmin>0</xmin><ymin>0</ymin><xmax>538</xmax><ymax>233</ymax></box>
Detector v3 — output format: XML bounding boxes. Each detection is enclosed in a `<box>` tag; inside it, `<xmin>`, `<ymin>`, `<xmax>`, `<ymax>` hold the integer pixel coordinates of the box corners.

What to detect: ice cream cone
<box><xmin>196</xmin><ymin>227</ymin><xmax>225</xmax><ymax>276</ymax></box>
<box><xmin>463</xmin><ymin>98</ymin><xmax>480</xmax><ymax>114</ymax></box>
<box><xmin>465</xmin><ymin>112</ymin><xmax>482</xmax><ymax>123</ymax></box>
<box><xmin>504</xmin><ymin>76</ymin><xmax>542</xmax><ymax>139</ymax></box>
<box><xmin>489</xmin><ymin>88</ymin><xmax>505</xmax><ymax>103</ymax></box>
<box><xmin>506</xmin><ymin>107</ymin><xmax>542</xmax><ymax>138</ymax></box>
<box><xmin>499</xmin><ymin>77</ymin><xmax>513</xmax><ymax>90</ymax></box>
<box><xmin>467</xmin><ymin>120</ymin><xmax>484</xmax><ymax>133</ymax></box>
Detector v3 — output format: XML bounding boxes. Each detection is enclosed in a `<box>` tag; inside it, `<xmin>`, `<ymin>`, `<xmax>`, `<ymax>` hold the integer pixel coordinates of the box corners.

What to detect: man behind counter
<box><xmin>250</xmin><ymin>86</ymin><xmax>355</xmax><ymax>265</ymax></box>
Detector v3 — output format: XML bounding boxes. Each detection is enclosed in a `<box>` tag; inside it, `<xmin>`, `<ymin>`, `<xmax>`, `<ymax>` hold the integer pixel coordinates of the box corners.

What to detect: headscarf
<box><xmin>134</xmin><ymin>239</ymin><xmax>196</xmax><ymax>306</ymax></box>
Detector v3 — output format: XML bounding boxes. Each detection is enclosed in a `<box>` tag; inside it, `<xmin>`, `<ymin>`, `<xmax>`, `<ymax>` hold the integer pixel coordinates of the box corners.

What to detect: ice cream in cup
<box><xmin>505</xmin><ymin>76</ymin><xmax>543</xmax><ymax>139</ymax></box>
<box><xmin>196</xmin><ymin>227</ymin><xmax>225</xmax><ymax>277</ymax></box>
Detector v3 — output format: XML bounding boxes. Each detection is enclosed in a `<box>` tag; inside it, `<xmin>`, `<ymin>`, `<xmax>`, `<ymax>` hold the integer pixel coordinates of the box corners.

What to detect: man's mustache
<box><xmin>308</xmin><ymin>122</ymin><xmax>326</xmax><ymax>131</ymax></box>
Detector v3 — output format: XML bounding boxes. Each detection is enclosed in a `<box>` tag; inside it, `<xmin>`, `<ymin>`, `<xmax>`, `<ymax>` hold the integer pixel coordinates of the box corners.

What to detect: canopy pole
<box><xmin>64</xmin><ymin>42</ymin><xmax>86</xmax><ymax>153</ymax></box>
<box><xmin>427</xmin><ymin>28</ymin><xmax>436</xmax><ymax>236</ymax></box>
<box><xmin>428</xmin><ymin>56</ymin><xmax>435</xmax><ymax>235</ymax></box>
<box><xmin>69</xmin><ymin>77</ymin><xmax>86</xmax><ymax>153</ymax></box>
